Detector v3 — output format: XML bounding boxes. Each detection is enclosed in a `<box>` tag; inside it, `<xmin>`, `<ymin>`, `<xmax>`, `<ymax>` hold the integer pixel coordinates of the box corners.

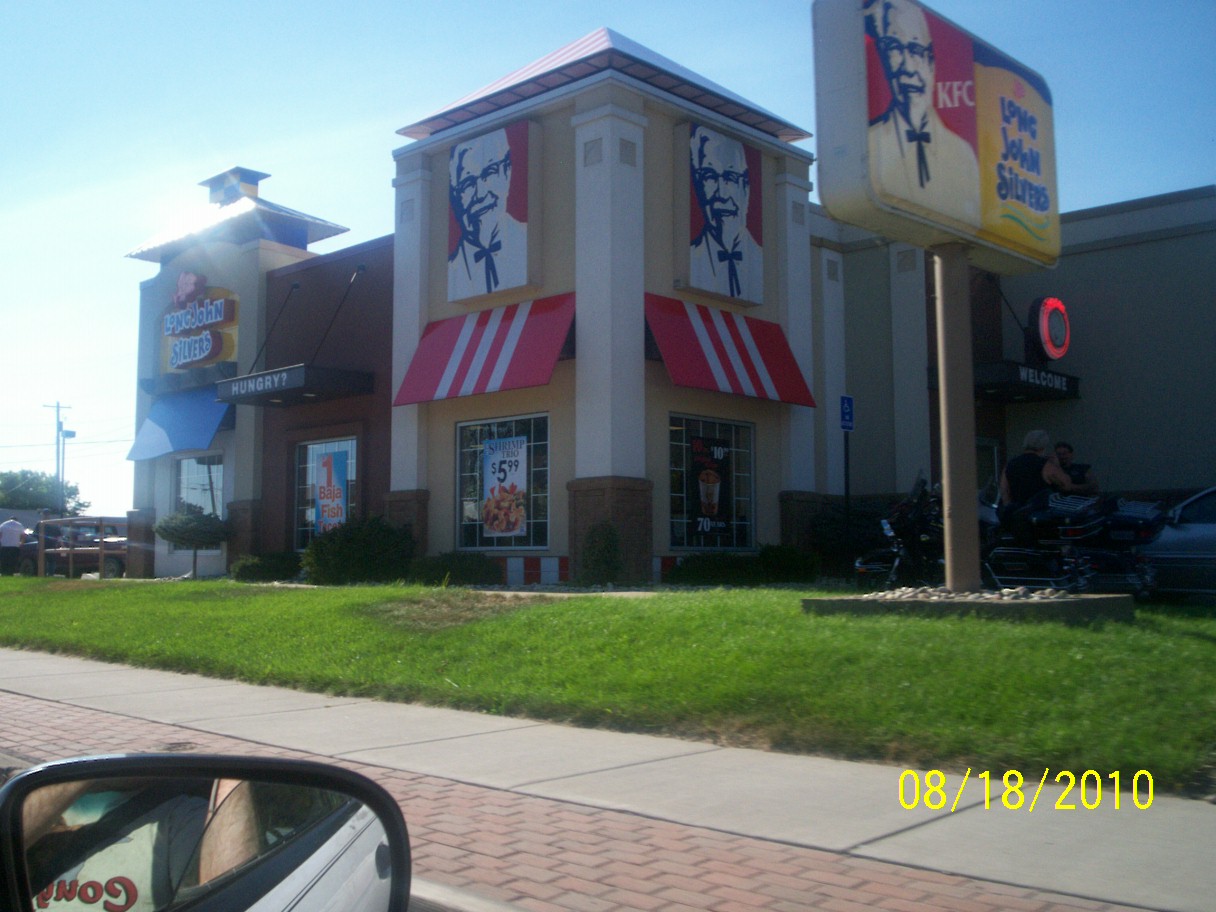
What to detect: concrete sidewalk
<box><xmin>1</xmin><ymin>646</ymin><xmax>1211</xmax><ymax>911</ymax></box>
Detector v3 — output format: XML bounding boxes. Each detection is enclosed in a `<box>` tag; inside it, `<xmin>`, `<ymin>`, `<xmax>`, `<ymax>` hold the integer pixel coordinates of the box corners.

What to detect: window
<box><xmin>457</xmin><ymin>415</ymin><xmax>548</xmax><ymax>549</ymax></box>
<box><xmin>669</xmin><ymin>415</ymin><xmax>754</xmax><ymax>549</ymax></box>
<box><xmin>295</xmin><ymin>438</ymin><xmax>357</xmax><ymax>550</ymax></box>
<box><xmin>171</xmin><ymin>455</ymin><xmax>224</xmax><ymax>553</ymax></box>
<box><xmin>1179</xmin><ymin>490</ymin><xmax>1216</xmax><ymax>525</ymax></box>
<box><xmin>176</xmin><ymin>455</ymin><xmax>224</xmax><ymax>516</ymax></box>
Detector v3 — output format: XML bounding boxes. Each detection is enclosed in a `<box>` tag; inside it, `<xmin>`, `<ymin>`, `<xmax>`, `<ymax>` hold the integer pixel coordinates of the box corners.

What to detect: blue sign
<box><xmin>840</xmin><ymin>395</ymin><xmax>855</xmax><ymax>432</ymax></box>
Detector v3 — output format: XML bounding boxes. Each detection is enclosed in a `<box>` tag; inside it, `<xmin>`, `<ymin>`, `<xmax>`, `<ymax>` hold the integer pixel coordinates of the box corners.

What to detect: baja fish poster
<box><xmin>315</xmin><ymin>451</ymin><xmax>348</xmax><ymax>533</ymax></box>
<box><xmin>482</xmin><ymin>436</ymin><xmax>527</xmax><ymax>537</ymax></box>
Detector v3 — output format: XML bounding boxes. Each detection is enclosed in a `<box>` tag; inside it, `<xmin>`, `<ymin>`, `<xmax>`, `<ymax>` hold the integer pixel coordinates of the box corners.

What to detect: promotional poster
<box><xmin>689</xmin><ymin>436</ymin><xmax>731</xmax><ymax>540</ymax></box>
<box><xmin>314</xmin><ymin>450</ymin><xmax>348</xmax><ymax>534</ymax></box>
<box><xmin>482</xmin><ymin>436</ymin><xmax>528</xmax><ymax>537</ymax></box>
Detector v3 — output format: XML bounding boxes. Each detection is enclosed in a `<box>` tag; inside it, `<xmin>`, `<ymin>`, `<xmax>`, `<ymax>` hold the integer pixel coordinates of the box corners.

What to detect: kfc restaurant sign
<box><xmin>159</xmin><ymin>271</ymin><xmax>239</xmax><ymax>373</ymax></box>
<box><xmin>813</xmin><ymin>0</ymin><xmax>1059</xmax><ymax>273</ymax></box>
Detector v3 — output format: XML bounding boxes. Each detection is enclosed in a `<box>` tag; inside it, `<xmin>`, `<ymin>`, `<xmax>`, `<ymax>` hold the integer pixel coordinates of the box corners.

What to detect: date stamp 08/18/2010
<box><xmin>899</xmin><ymin>769</ymin><xmax>1155</xmax><ymax>813</ymax></box>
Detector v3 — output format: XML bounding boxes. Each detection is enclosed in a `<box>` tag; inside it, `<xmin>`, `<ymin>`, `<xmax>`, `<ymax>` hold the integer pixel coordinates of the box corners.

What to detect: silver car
<box><xmin>1141</xmin><ymin>486</ymin><xmax>1216</xmax><ymax>596</ymax></box>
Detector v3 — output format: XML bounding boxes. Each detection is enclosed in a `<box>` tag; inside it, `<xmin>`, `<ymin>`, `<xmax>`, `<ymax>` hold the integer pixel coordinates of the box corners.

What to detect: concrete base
<box><xmin>802</xmin><ymin>593</ymin><xmax>1136</xmax><ymax>623</ymax></box>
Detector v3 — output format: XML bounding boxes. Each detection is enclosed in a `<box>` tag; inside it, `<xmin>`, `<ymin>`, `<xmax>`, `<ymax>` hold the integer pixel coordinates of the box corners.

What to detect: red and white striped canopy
<box><xmin>644</xmin><ymin>294</ymin><xmax>815</xmax><ymax>407</ymax></box>
<box><xmin>394</xmin><ymin>294</ymin><xmax>574</xmax><ymax>406</ymax></box>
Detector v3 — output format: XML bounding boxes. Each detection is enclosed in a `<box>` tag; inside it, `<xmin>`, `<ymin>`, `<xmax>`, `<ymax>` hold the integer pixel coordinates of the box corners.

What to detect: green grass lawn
<box><xmin>1</xmin><ymin>577</ymin><xmax>1213</xmax><ymax>792</ymax></box>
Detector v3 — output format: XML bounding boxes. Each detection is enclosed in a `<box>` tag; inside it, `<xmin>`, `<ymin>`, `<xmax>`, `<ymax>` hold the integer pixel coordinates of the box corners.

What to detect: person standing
<box><xmin>1055</xmin><ymin>441</ymin><xmax>1100</xmax><ymax>494</ymax></box>
<box><xmin>0</xmin><ymin>516</ymin><xmax>26</xmax><ymax>575</ymax></box>
<box><xmin>999</xmin><ymin>430</ymin><xmax>1078</xmax><ymax>525</ymax></box>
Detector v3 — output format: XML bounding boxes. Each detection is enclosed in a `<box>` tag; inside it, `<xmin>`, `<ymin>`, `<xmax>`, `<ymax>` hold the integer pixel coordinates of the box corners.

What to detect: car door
<box><xmin>1152</xmin><ymin>489</ymin><xmax>1216</xmax><ymax>593</ymax></box>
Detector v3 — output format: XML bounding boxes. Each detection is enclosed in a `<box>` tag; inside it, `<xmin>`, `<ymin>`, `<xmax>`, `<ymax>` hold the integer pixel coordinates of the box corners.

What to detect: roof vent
<box><xmin>200</xmin><ymin>167</ymin><xmax>271</xmax><ymax>204</ymax></box>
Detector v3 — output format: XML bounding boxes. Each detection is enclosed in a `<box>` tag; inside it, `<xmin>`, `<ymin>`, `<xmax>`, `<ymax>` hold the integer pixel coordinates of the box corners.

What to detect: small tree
<box><xmin>154</xmin><ymin>510</ymin><xmax>230</xmax><ymax>579</ymax></box>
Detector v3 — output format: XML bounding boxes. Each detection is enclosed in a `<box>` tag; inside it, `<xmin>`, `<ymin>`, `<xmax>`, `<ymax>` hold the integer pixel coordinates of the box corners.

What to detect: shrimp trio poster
<box><xmin>482</xmin><ymin>437</ymin><xmax>527</xmax><ymax>537</ymax></box>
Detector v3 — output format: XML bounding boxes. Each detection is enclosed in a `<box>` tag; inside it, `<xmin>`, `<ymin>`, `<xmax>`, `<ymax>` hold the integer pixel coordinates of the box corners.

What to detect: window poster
<box><xmin>315</xmin><ymin>450</ymin><xmax>348</xmax><ymax>533</ymax></box>
<box><xmin>482</xmin><ymin>436</ymin><xmax>528</xmax><ymax>537</ymax></box>
<box><xmin>689</xmin><ymin>436</ymin><xmax>731</xmax><ymax>538</ymax></box>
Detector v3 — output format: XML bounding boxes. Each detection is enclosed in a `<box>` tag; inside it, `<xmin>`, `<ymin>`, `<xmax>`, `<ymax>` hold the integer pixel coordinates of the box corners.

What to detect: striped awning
<box><xmin>644</xmin><ymin>294</ymin><xmax>815</xmax><ymax>407</ymax></box>
<box><xmin>394</xmin><ymin>294</ymin><xmax>574</xmax><ymax>405</ymax></box>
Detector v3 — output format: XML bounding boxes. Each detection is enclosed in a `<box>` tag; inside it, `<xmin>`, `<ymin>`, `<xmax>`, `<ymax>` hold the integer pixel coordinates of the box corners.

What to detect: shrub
<box><xmin>154</xmin><ymin>510</ymin><xmax>230</xmax><ymax>578</ymax></box>
<box><xmin>757</xmin><ymin>544</ymin><xmax>822</xmax><ymax>583</ymax></box>
<box><xmin>577</xmin><ymin>522</ymin><xmax>623</xmax><ymax>585</ymax></box>
<box><xmin>408</xmin><ymin>551</ymin><xmax>503</xmax><ymax>586</ymax></box>
<box><xmin>230</xmin><ymin>552</ymin><xmax>302</xmax><ymax>583</ymax></box>
<box><xmin>301</xmin><ymin>517</ymin><xmax>415</xmax><ymax>586</ymax></box>
<box><xmin>664</xmin><ymin>545</ymin><xmax>821</xmax><ymax>586</ymax></box>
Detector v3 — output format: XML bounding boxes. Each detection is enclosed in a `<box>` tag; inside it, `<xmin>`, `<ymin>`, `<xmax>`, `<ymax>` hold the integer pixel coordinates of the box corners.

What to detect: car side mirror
<box><xmin>0</xmin><ymin>755</ymin><xmax>410</xmax><ymax>912</ymax></box>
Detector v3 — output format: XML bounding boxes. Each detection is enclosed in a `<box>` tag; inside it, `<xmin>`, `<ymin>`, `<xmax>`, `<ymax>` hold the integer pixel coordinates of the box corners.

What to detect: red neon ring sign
<box><xmin>1036</xmin><ymin>296</ymin><xmax>1069</xmax><ymax>360</ymax></box>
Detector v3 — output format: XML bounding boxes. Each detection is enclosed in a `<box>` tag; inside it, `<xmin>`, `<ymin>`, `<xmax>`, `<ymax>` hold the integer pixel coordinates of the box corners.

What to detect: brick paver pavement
<box><xmin>0</xmin><ymin>691</ymin><xmax>1151</xmax><ymax>912</ymax></box>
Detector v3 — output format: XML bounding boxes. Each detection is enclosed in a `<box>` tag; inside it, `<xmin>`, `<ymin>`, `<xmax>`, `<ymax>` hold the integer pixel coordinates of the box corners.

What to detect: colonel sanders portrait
<box><xmin>448</xmin><ymin>124</ymin><xmax>529</xmax><ymax>300</ymax></box>
<box><xmin>689</xmin><ymin>124</ymin><xmax>763</xmax><ymax>303</ymax></box>
<box><xmin>866</xmin><ymin>0</ymin><xmax>980</xmax><ymax>228</ymax></box>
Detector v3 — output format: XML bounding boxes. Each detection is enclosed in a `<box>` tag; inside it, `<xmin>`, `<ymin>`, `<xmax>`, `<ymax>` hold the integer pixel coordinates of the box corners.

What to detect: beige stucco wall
<box><xmin>395</xmin><ymin>74</ymin><xmax>814</xmax><ymax>562</ymax></box>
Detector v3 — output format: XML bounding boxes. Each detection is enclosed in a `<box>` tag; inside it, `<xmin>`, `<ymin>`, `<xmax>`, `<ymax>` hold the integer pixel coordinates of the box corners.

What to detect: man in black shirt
<box><xmin>1055</xmin><ymin>441</ymin><xmax>1100</xmax><ymax>494</ymax></box>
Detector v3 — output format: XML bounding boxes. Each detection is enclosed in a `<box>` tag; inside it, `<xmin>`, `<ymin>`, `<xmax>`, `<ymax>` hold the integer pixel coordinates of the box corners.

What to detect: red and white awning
<box><xmin>394</xmin><ymin>294</ymin><xmax>574</xmax><ymax>405</ymax></box>
<box><xmin>644</xmin><ymin>294</ymin><xmax>815</xmax><ymax>407</ymax></box>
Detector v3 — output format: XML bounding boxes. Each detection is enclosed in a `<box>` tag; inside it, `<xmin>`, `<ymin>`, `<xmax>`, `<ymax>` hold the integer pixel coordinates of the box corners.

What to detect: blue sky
<box><xmin>3</xmin><ymin>0</ymin><xmax>1213</xmax><ymax>515</ymax></box>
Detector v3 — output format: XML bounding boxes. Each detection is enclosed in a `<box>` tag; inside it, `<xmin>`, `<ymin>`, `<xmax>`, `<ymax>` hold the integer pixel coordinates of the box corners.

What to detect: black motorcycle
<box><xmin>854</xmin><ymin>475</ymin><xmax>945</xmax><ymax>590</ymax></box>
<box><xmin>856</xmin><ymin>482</ymin><xmax>1161</xmax><ymax>597</ymax></box>
<box><xmin>981</xmin><ymin>492</ymin><xmax>1095</xmax><ymax>592</ymax></box>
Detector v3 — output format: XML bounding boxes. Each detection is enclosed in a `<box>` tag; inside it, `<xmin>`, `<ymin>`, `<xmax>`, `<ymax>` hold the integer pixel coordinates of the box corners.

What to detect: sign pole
<box><xmin>840</xmin><ymin>395</ymin><xmax>854</xmax><ymax>541</ymax></box>
<box><xmin>933</xmin><ymin>243</ymin><xmax>982</xmax><ymax>591</ymax></box>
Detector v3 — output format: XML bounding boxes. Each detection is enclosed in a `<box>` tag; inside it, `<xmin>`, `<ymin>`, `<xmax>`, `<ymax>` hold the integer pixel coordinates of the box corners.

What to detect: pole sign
<box><xmin>840</xmin><ymin>395</ymin><xmax>855</xmax><ymax>432</ymax></box>
<box><xmin>482</xmin><ymin>437</ymin><xmax>528</xmax><ymax>536</ymax></box>
<box><xmin>315</xmin><ymin>451</ymin><xmax>348</xmax><ymax>533</ymax></box>
<box><xmin>813</xmin><ymin>0</ymin><xmax>1059</xmax><ymax>274</ymax></box>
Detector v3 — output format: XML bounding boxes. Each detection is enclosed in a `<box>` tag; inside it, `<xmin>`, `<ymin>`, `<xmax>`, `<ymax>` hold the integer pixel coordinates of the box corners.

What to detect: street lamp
<box><xmin>60</xmin><ymin>429</ymin><xmax>76</xmax><ymax>515</ymax></box>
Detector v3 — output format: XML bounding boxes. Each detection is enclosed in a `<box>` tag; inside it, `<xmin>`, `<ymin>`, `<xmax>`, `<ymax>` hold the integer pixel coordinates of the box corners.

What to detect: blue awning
<box><xmin>127</xmin><ymin>387</ymin><xmax>232</xmax><ymax>461</ymax></box>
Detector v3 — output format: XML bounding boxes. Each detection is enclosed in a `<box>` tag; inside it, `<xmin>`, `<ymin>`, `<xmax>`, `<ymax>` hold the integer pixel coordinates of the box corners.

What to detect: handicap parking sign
<box><xmin>840</xmin><ymin>395</ymin><xmax>854</xmax><ymax>432</ymax></box>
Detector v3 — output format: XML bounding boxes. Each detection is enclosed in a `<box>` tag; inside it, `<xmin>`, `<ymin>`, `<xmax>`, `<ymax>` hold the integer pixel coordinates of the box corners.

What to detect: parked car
<box><xmin>18</xmin><ymin>517</ymin><xmax>128</xmax><ymax>578</ymax></box>
<box><xmin>1140</xmin><ymin>486</ymin><xmax>1216</xmax><ymax>596</ymax></box>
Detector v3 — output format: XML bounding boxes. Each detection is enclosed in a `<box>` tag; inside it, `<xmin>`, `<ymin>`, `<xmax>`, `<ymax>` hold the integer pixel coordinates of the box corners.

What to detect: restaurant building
<box><xmin>126</xmin><ymin>30</ymin><xmax>1215</xmax><ymax>580</ymax></box>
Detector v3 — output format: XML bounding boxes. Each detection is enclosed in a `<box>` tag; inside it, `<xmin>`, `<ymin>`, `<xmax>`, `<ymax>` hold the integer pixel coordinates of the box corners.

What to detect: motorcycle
<box><xmin>0</xmin><ymin>754</ymin><xmax>411</xmax><ymax>912</ymax></box>
<box><xmin>854</xmin><ymin>475</ymin><xmax>945</xmax><ymax>590</ymax></box>
<box><xmin>984</xmin><ymin>492</ymin><xmax>1163</xmax><ymax>598</ymax></box>
<box><xmin>856</xmin><ymin>480</ymin><xmax>1162</xmax><ymax>597</ymax></box>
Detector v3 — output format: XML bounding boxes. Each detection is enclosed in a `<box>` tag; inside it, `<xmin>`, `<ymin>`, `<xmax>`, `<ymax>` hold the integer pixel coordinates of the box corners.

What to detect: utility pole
<box><xmin>42</xmin><ymin>402</ymin><xmax>71</xmax><ymax>516</ymax></box>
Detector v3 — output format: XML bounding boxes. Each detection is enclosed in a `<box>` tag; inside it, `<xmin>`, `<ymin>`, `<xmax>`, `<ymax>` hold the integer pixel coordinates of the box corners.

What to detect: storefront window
<box><xmin>176</xmin><ymin>454</ymin><xmax>224</xmax><ymax>516</ymax></box>
<box><xmin>173</xmin><ymin>454</ymin><xmax>224</xmax><ymax>552</ymax></box>
<box><xmin>669</xmin><ymin>415</ymin><xmax>753</xmax><ymax>549</ymax></box>
<box><xmin>457</xmin><ymin>415</ymin><xmax>548</xmax><ymax>549</ymax></box>
<box><xmin>294</xmin><ymin>438</ymin><xmax>357</xmax><ymax>550</ymax></box>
